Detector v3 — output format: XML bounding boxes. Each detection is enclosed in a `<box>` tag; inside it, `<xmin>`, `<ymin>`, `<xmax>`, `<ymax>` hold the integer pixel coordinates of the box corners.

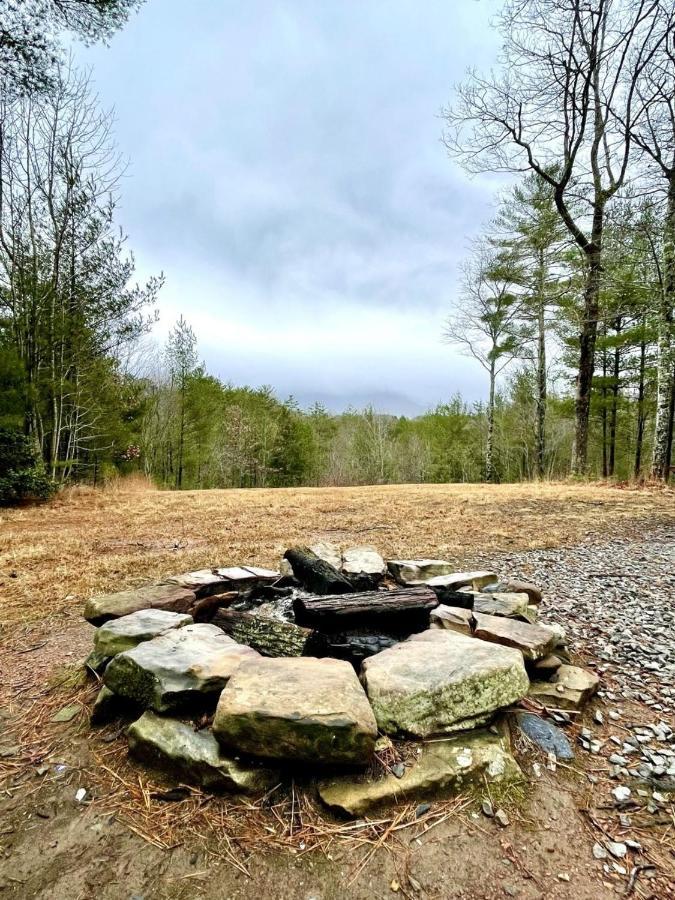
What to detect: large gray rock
<box><xmin>310</xmin><ymin>542</ymin><xmax>343</xmax><ymax>570</ymax></box>
<box><xmin>94</xmin><ymin>609</ymin><xmax>192</xmax><ymax>659</ymax></box>
<box><xmin>318</xmin><ymin>729</ymin><xmax>521</xmax><ymax>817</ymax></box>
<box><xmin>104</xmin><ymin>624</ymin><xmax>259</xmax><ymax>713</ymax></box>
<box><xmin>386</xmin><ymin>559</ymin><xmax>456</xmax><ymax>585</ymax></box>
<box><xmin>361</xmin><ymin>630</ymin><xmax>529</xmax><ymax>738</ymax></box>
<box><xmin>472</xmin><ymin>612</ymin><xmax>558</xmax><ymax>661</ymax></box>
<box><xmin>213</xmin><ymin>657</ymin><xmax>377</xmax><ymax>765</ymax></box>
<box><xmin>342</xmin><ymin>546</ymin><xmax>387</xmax><ymax>590</ymax></box>
<box><xmin>529</xmin><ymin>665</ymin><xmax>600</xmax><ymax>710</ymax></box>
<box><xmin>127</xmin><ymin>711</ymin><xmax>280</xmax><ymax>792</ymax></box>
<box><xmin>83</xmin><ymin>584</ymin><xmax>198</xmax><ymax>626</ymax></box>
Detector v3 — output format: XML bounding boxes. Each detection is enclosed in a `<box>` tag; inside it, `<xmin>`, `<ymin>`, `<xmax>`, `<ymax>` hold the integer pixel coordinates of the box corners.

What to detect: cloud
<box><xmin>77</xmin><ymin>0</ymin><xmax>503</xmax><ymax>412</ymax></box>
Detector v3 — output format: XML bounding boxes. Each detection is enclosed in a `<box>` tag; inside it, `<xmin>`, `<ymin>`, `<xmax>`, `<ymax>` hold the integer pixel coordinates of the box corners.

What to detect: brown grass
<box><xmin>1</xmin><ymin>480</ymin><xmax>672</xmax><ymax>629</ymax></box>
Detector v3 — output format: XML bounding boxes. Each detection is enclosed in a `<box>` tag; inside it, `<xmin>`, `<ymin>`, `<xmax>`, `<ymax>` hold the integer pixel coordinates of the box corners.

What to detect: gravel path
<box><xmin>482</xmin><ymin>524</ymin><xmax>675</xmax><ymax>716</ymax></box>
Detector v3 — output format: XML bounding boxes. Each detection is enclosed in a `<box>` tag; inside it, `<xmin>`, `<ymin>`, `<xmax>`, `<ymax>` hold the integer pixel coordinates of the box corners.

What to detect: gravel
<box><xmin>480</xmin><ymin>526</ymin><xmax>675</xmax><ymax>715</ymax></box>
<box><xmin>476</xmin><ymin>525</ymin><xmax>675</xmax><ymax>793</ymax></box>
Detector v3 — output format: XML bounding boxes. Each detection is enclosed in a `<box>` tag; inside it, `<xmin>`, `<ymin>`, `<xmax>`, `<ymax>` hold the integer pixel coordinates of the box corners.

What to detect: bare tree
<box><xmin>445</xmin><ymin>242</ymin><xmax>525</xmax><ymax>482</ymax></box>
<box><xmin>444</xmin><ymin>0</ymin><xmax>666</xmax><ymax>474</ymax></box>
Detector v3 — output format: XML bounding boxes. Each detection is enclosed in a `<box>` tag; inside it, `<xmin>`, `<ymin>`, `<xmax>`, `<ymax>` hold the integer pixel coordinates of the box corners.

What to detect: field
<box><xmin>1</xmin><ymin>480</ymin><xmax>672</xmax><ymax>629</ymax></box>
<box><xmin>0</xmin><ymin>482</ymin><xmax>673</xmax><ymax>900</ymax></box>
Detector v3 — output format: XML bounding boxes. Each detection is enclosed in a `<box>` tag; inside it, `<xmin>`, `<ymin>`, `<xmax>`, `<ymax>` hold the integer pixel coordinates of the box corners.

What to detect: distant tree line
<box><xmin>0</xmin><ymin>0</ymin><xmax>673</xmax><ymax>500</ymax></box>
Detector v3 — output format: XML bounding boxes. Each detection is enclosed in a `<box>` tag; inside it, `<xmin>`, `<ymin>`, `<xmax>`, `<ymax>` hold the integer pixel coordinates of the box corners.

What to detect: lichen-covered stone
<box><xmin>83</xmin><ymin>584</ymin><xmax>198</xmax><ymax>626</ymax></box>
<box><xmin>94</xmin><ymin>609</ymin><xmax>192</xmax><ymax>659</ymax></box>
<box><xmin>127</xmin><ymin>711</ymin><xmax>280</xmax><ymax>792</ymax></box>
<box><xmin>318</xmin><ymin>730</ymin><xmax>521</xmax><ymax>816</ymax></box>
<box><xmin>213</xmin><ymin>657</ymin><xmax>377</xmax><ymax>765</ymax></box>
<box><xmin>103</xmin><ymin>624</ymin><xmax>259</xmax><ymax>713</ymax></box>
<box><xmin>85</xmin><ymin>648</ymin><xmax>111</xmax><ymax>675</ymax></box>
<box><xmin>361</xmin><ymin>630</ymin><xmax>529</xmax><ymax>738</ymax></box>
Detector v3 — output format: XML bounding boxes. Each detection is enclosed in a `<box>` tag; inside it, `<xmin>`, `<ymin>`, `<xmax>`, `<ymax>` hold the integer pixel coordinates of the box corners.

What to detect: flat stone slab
<box><xmin>514</xmin><ymin>712</ymin><xmax>574</xmax><ymax>760</ymax></box>
<box><xmin>213</xmin><ymin>657</ymin><xmax>378</xmax><ymax>765</ymax></box>
<box><xmin>165</xmin><ymin>566</ymin><xmax>279</xmax><ymax>597</ymax></box>
<box><xmin>318</xmin><ymin>730</ymin><xmax>521</xmax><ymax>817</ymax></box>
<box><xmin>472</xmin><ymin>612</ymin><xmax>558</xmax><ymax>661</ymax></box>
<box><xmin>483</xmin><ymin>580</ymin><xmax>543</xmax><ymax>605</ymax></box>
<box><xmin>386</xmin><ymin>559</ymin><xmax>456</xmax><ymax>585</ymax></box>
<box><xmin>472</xmin><ymin>593</ymin><xmax>530</xmax><ymax>620</ymax></box>
<box><xmin>529</xmin><ymin>665</ymin><xmax>600</xmax><ymax>710</ymax></box>
<box><xmin>104</xmin><ymin>624</ymin><xmax>259</xmax><ymax>713</ymax></box>
<box><xmin>361</xmin><ymin>629</ymin><xmax>529</xmax><ymax>738</ymax></box>
<box><xmin>127</xmin><ymin>711</ymin><xmax>280</xmax><ymax>792</ymax></box>
<box><xmin>94</xmin><ymin>609</ymin><xmax>193</xmax><ymax>659</ymax></box>
<box><xmin>426</xmin><ymin>571</ymin><xmax>499</xmax><ymax>591</ymax></box>
<box><xmin>83</xmin><ymin>584</ymin><xmax>198</xmax><ymax>626</ymax></box>
<box><xmin>430</xmin><ymin>605</ymin><xmax>473</xmax><ymax>635</ymax></box>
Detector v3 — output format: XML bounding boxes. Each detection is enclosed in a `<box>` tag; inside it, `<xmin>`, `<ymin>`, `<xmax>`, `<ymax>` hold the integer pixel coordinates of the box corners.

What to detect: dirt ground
<box><xmin>0</xmin><ymin>481</ymin><xmax>673</xmax><ymax>900</ymax></box>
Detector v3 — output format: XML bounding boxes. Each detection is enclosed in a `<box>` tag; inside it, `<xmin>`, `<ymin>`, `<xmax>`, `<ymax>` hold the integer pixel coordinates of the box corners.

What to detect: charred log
<box><xmin>284</xmin><ymin>546</ymin><xmax>354</xmax><ymax>595</ymax></box>
<box><xmin>293</xmin><ymin>586</ymin><xmax>438</xmax><ymax>630</ymax></box>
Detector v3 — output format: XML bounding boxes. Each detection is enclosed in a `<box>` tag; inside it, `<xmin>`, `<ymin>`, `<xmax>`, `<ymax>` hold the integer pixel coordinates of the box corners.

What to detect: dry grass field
<box><xmin>1</xmin><ymin>480</ymin><xmax>673</xmax><ymax>630</ymax></box>
<box><xmin>1</xmin><ymin>481</ymin><xmax>674</xmax><ymax>899</ymax></box>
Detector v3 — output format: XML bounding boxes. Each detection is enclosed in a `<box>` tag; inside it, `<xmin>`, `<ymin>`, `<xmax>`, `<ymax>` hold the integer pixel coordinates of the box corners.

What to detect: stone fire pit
<box><xmin>83</xmin><ymin>544</ymin><xmax>600</xmax><ymax>816</ymax></box>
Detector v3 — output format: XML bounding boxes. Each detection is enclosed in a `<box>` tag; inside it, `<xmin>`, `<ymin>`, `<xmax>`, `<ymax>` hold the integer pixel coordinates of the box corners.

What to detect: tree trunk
<box><xmin>486</xmin><ymin>360</ymin><xmax>496</xmax><ymax>483</ymax></box>
<box><xmin>608</xmin><ymin>317</ymin><xmax>621</xmax><ymax>478</ymax></box>
<box><xmin>666</xmin><ymin>364</ymin><xmax>674</xmax><ymax>483</ymax></box>
<box><xmin>601</xmin><ymin>336</ymin><xmax>608</xmax><ymax>479</ymax></box>
<box><xmin>651</xmin><ymin>175</ymin><xmax>675</xmax><ymax>480</ymax></box>
<box><xmin>536</xmin><ymin>264</ymin><xmax>547</xmax><ymax>480</ymax></box>
<box><xmin>634</xmin><ymin>323</ymin><xmax>647</xmax><ymax>479</ymax></box>
<box><xmin>283</xmin><ymin>547</ymin><xmax>354</xmax><ymax>595</ymax></box>
<box><xmin>573</xmin><ymin>238</ymin><xmax>603</xmax><ymax>475</ymax></box>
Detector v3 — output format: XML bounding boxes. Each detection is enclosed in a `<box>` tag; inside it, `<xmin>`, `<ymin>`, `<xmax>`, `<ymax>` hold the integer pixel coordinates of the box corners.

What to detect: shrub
<box><xmin>0</xmin><ymin>429</ymin><xmax>55</xmax><ymax>505</ymax></box>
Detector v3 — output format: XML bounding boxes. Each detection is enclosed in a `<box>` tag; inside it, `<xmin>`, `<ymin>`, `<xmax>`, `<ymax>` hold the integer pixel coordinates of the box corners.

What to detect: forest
<box><xmin>0</xmin><ymin>0</ymin><xmax>673</xmax><ymax>498</ymax></box>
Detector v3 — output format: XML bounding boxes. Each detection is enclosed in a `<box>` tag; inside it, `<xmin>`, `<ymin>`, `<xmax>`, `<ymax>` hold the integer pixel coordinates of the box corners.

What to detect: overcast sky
<box><xmin>76</xmin><ymin>0</ymin><xmax>505</xmax><ymax>415</ymax></box>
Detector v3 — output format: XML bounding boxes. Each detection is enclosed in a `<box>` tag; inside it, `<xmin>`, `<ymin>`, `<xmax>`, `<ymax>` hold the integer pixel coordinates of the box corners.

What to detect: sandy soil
<box><xmin>0</xmin><ymin>482</ymin><xmax>673</xmax><ymax>899</ymax></box>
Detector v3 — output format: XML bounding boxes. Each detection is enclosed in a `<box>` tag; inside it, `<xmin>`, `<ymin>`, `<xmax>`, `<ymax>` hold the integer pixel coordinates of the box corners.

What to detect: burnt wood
<box><xmin>427</xmin><ymin>587</ymin><xmax>475</xmax><ymax>610</ymax></box>
<box><xmin>293</xmin><ymin>586</ymin><xmax>438</xmax><ymax>629</ymax></box>
<box><xmin>283</xmin><ymin>546</ymin><xmax>354</xmax><ymax>595</ymax></box>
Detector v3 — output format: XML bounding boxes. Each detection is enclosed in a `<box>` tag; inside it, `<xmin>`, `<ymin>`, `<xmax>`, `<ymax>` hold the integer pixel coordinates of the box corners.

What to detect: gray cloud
<box><xmin>77</xmin><ymin>0</ymin><xmax>504</xmax><ymax>411</ymax></box>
